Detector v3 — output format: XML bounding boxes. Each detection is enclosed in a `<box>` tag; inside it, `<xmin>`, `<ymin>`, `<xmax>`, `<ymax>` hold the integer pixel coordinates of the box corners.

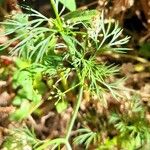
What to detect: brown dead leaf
<box><xmin>0</xmin><ymin>106</ymin><xmax>15</xmax><ymax>113</ymax></box>
<box><xmin>0</xmin><ymin>28</ymin><xmax>8</xmax><ymax>44</ymax></box>
<box><xmin>7</xmin><ymin>0</ymin><xmax>22</xmax><ymax>12</ymax></box>
<box><xmin>110</xmin><ymin>0</ymin><xmax>134</xmax><ymax>16</ymax></box>
<box><xmin>0</xmin><ymin>81</ymin><xmax>7</xmax><ymax>88</ymax></box>
<box><xmin>0</xmin><ymin>92</ymin><xmax>14</xmax><ymax>106</ymax></box>
<box><xmin>121</xmin><ymin>63</ymin><xmax>134</xmax><ymax>75</ymax></box>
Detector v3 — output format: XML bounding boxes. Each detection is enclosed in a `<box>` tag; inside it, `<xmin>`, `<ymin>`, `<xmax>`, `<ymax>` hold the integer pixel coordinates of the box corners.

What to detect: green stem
<box><xmin>49</xmin><ymin>0</ymin><xmax>63</xmax><ymax>31</ymax></box>
<box><xmin>36</xmin><ymin>138</ymin><xmax>66</xmax><ymax>150</ymax></box>
<box><xmin>66</xmin><ymin>141</ymin><xmax>72</xmax><ymax>150</ymax></box>
<box><xmin>63</xmin><ymin>82</ymin><xmax>81</xmax><ymax>94</ymax></box>
<box><xmin>65</xmin><ymin>85</ymin><xmax>84</xmax><ymax>140</ymax></box>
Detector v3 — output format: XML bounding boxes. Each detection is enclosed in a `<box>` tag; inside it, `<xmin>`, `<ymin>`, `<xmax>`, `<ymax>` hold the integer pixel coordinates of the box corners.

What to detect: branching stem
<box><xmin>49</xmin><ymin>0</ymin><xmax>63</xmax><ymax>31</ymax></box>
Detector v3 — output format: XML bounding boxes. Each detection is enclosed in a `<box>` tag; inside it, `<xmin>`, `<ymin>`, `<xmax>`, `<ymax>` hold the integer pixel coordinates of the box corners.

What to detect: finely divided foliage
<box><xmin>2</xmin><ymin>0</ymin><xmax>147</xmax><ymax>149</ymax></box>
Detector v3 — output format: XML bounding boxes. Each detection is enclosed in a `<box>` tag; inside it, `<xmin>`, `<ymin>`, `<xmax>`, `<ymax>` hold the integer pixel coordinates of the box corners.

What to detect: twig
<box><xmin>103</xmin><ymin>51</ymin><xmax>149</xmax><ymax>63</ymax></box>
<box><xmin>78</xmin><ymin>1</ymin><xmax>98</xmax><ymax>10</ymax></box>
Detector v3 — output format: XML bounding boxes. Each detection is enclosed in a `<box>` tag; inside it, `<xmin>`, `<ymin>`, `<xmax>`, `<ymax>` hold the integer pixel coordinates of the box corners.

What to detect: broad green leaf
<box><xmin>18</xmin><ymin>88</ymin><xmax>33</xmax><ymax>100</ymax></box>
<box><xmin>13</xmin><ymin>70</ymin><xmax>31</xmax><ymax>88</ymax></box>
<box><xmin>13</xmin><ymin>70</ymin><xmax>33</xmax><ymax>100</ymax></box>
<box><xmin>13</xmin><ymin>96</ymin><xmax>24</xmax><ymax>106</ymax></box>
<box><xmin>15</xmin><ymin>58</ymin><xmax>30</xmax><ymax>69</ymax></box>
<box><xmin>12</xmin><ymin>92</ymin><xmax>41</xmax><ymax>121</ymax></box>
<box><xmin>33</xmin><ymin>73</ymin><xmax>48</xmax><ymax>95</ymax></box>
<box><xmin>32</xmin><ymin>91</ymin><xmax>42</xmax><ymax>102</ymax></box>
<box><xmin>10</xmin><ymin>100</ymin><xmax>30</xmax><ymax>121</ymax></box>
<box><xmin>56</xmin><ymin>100</ymin><xmax>68</xmax><ymax>113</ymax></box>
<box><xmin>59</xmin><ymin>0</ymin><xmax>76</xmax><ymax>11</ymax></box>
